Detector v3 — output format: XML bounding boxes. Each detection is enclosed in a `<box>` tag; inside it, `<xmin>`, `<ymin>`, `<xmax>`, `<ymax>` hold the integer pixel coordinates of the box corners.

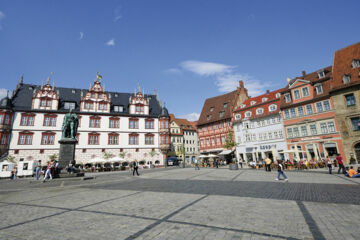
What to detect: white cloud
<box><xmin>180</xmin><ymin>112</ymin><xmax>200</xmax><ymax>121</ymax></box>
<box><xmin>179</xmin><ymin>60</ymin><xmax>267</xmax><ymax>95</ymax></box>
<box><xmin>79</xmin><ymin>32</ymin><xmax>84</xmax><ymax>40</ymax></box>
<box><xmin>106</xmin><ymin>38</ymin><xmax>115</xmax><ymax>46</ymax></box>
<box><xmin>114</xmin><ymin>5</ymin><xmax>122</xmax><ymax>22</ymax></box>
<box><xmin>0</xmin><ymin>11</ymin><xmax>5</xmax><ymax>30</ymax></box>
<box><xmin>164</xmin><ymin>68</ymin><xmax>182</xmax><ymax>74</ymax></box>
<box><xmin>180</xmin><ymin>60</ymin><xmax>234</xmax><ymax>76</ymax></box>
<box><xmin>0</xmin><ymin>88</ymin><xmax>8</xmax><ymax>99</ymax></box>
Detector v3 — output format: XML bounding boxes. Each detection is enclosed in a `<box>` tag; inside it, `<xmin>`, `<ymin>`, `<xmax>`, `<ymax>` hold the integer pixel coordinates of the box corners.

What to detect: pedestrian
<box><xmin>239</xmin><ymin>160</ymin><xmax>243</xmax><ymax>168</ymax></box>
<box><xmin>54</xmin><ymin>160</ymin><xmax>60</xmax><ymax>175</ymax></box>
<box><xmin>215</xmin><ymin>159</ymin><xmax>219</xmax><ymax>168</ymax></box>
<box><xmin>11</xmin><ymin>167</ymin><xmax>17</xmax><ymax>180</ymax></box>
<box><xmin>43</xmin><ymin>161</ymin><xmax>53</xmax><ymax>182</ymax></box>
<box><xmin>265</xmin><ymin>157</ymin><xmax>272</xmax><ymax>172</ymax></box>
<box><xmin>275</xmin><ymin>160</ymin><xmax>288</xmax><ymax>181</ymax></box>
<box><xmin>35</xmin><ymin>160</ymin><xmax>42</xmax><ymax>180</ymax></box>
<box><xmin>336</xmin><ymin>154</ymin><xmax>345</xmax><ymax>174</ymax></box>
<box><xmin>194</xmin><ymin>158</ymin><xmax>200</xmax><ymax>170</ymax></box>
<box><xmin>326</xmin><ymin>156</ymin><xmax>332</xmax><ymax>174</ymax></box>
<box><xmin>133</xmin><ymin>160</ymin><xmax>139</xmax><ymax>176</ymax></box>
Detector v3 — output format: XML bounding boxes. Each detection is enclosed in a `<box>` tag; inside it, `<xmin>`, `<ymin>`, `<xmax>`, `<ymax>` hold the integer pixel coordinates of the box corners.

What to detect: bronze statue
<box><xmin>61</xmin><ymin>109</ymin><xmax>79</xmax><ymax>139</ymax></box>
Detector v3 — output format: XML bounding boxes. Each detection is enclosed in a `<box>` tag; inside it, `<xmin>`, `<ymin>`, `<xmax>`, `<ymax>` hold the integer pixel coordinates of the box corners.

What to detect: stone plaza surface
<box><xmin>0</xmin><ymin>167</ymin><xmax>359</xmax><ymax>240</ymax></box>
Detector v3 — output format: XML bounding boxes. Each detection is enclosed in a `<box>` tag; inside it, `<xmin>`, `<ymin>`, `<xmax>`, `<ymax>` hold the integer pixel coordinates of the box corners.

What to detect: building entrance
<box><xmin>324</xmin><ymin>143</ymin><xmax>338</xmax><ymax>157</ymax></box>
<box><xmin>355</xmin><ymin>142</ymin><xmax>360</xmax><ymax>163</ymax></box>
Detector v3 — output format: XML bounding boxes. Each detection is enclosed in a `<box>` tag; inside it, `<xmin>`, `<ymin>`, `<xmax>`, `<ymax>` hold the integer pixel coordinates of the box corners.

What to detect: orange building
<box><xmin>280</xmin><ymin>67</ymin><xmax>345</xmax><ymax>161</ymax></box>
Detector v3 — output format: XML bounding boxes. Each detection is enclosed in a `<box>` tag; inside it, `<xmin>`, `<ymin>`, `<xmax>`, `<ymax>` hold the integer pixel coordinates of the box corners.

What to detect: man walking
<box><xmin>276</xmin><ymin>160</ymin><xmax>288</xmax><ymax>181</ymax></box>
<box><xmin>35</xmin><ymin>160</ymin><xmax>42</xmax><ymax>180</ymax></box>
<box><xmin>194</xmin><ymin>158</ymin><xmax>200</xmax><ymax>170</ymax></box>
<box><xmin>265</xmin><ymin>157</ymin><xmax>272</xmax><ymax>172</ymax></box>
<box><xmin>336</xmin><ymin>154</ymin><xmax>344</xmax><ymax>174</ymax></box>
<box><xmin>133</xmin><ymin>160</ymin><xmax>140</xmax><ymax>176</ymax></box>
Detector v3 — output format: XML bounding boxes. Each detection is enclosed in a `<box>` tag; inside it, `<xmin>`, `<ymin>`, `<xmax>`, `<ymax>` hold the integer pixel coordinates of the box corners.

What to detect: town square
<box><xmin>1</xmin><ymin>0</ymin><xmax>360</xmax><ymax>239</ymax></box>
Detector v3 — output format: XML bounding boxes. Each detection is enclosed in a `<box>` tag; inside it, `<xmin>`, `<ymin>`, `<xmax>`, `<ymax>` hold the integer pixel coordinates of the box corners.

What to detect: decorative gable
<box><xmin>129</xmin><ymin>85</ymin><xmax>150</xmax><ymax>115</ymax></box>
<box><xmin>32</xmin><ymin>75</ymin><xmax>59</xmax><ymax>110</ymax></box>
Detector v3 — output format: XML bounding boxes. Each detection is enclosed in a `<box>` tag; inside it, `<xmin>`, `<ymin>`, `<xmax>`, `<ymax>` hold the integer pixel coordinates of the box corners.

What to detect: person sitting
<box><xmin>348</xmin><ymin>166</ymin><xmax>360</xmax><ymax>178</ymax></box>
<box><xmin>344</xmin><ymin>166</ymin><xmax>350</xmax><ymax>177</ymax></box>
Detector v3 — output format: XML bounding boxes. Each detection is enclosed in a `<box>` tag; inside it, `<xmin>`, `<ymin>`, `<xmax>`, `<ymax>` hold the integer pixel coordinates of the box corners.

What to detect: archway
<box><xmin>354</xmin><ymin>142</ymin><xmax>360</xmax><ymax>163</ymax></box>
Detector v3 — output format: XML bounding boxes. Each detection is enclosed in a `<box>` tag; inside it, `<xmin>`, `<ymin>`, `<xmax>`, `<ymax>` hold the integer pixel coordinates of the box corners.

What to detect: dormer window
<box><xmin>245</xmin><ymin>111</ymin><xmax>252</xmax><ymax>118</ymax></box>
<box><xmin>250</xmin><ymin>101</ymin><xmax>256</xmax><ymax>105</ymax></box>
<box><xmin>262</xmin><ymin>98</ymin><xmax>268</xmax><ymax>102</ymax></box>
<box><xmin>115</xmin><ymin>93</ymin><xmax>118</xmax><ymax>97</ymax></box>
<box><xmin>302</xmin><ymin>87</ymin><xmax>309</xmax><ymax>97</ymax></box>
<box><xmin>219</xmin><ymin>111</ymin><xmax>225</xmax><ymax>118</ymax></box>
<box><xmin>114</xmin><ymin>105</ymin><xmax>123</xmax><ymax>112</ymax></box>
<box><xmin>72</xmin><ymin>90</ymin><xmax>76</xmax><ymax>94</ymax></box>
<box><xmin>64</xmin><ymin>102</ymin><xmax>76</xmax><ymax>110</ymax></box>
<box><xmin>343</xmin><ymin>74</ymin><xmax>351</xmax><ymax>84</ymax></box>
<box><xmin>285</xmin><ymin>93</ymin><xmax>291</xmax><ymax>103</ymax></box>
<box><xmin>294</xmin><ymin>89</ymin><xmax>300</xmax><ymax>99</ymax></box>
<box><xmin>207</xmin><ymin>115</ymin><xmax>211</xmax><ymax>120</ymax></box>
<box><xmin>210</xmin><ymin>107</ymin><xmax>214</xmax><ymax>112</ymax></box>
<box><xmin>352</xmin><ymin>59</ymin><xmax>360</xmax><ymax>68</ymax></box>
<box><xmin>235</xmin><ymin>114</ymin><xmax>241</xmax><ymax>120</ymax></box>
<box><xmin>315</xmin><ymin>84</ymin><xmax>323</xmax><ymax>94</ymax></box>
<box><xmin>317</xmin><ymin>71</ymin><xmax>326</xmax><ymax>79</ymax></box>
<box><xmin>256</xmin><ymin>108</ymin><xmax>264</xmax><ymax>115</ymax></box>
<box><xmin>240</xmin><ymin>104</ymin><xmax>246</xmax><ymax>108</ymax></box>
<box><xmin>269</xmin><ymin>104</ymin><xmax>277</xmax><ymax>112</ymax></box>
<box><xmin>223</xmin><ymin>103</ymin><xmax>228</xmax><ymax>109</ymax></box>
<box><xmin>276</xmin><ymin>93</ymin><xmax>281</xmax><ymax>98</ymax></box>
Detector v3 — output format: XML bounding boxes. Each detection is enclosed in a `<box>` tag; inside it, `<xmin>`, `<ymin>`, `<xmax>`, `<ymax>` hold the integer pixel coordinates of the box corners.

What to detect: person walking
<box><xmin>336</xmin><ymin>154</ymin><xmax>344</xmax><ymax>174</ymax></box>
<box><xmin>326</xmin><ymin>156</ymin><xmax>332</xmax><ymax>174</ymax></box>
<box><xmin>43</xmin><ymin>161</ymin><xmax>53</xmax><ymax>182</ymax></box>
<box><xmin>133</xmin><ymin>160</ymin><xmax>139</xmax><ymax>176</ymax></box>
<box><xmin>276</xmin><ymin>160</ymin><xmax>288</xmax><ymax>181</ymax></box>
<box><xmin>265</xmin><ymin>157</ymin><xmax>272</xmax><ymax>172</ymax></box>
<box><xmin>35</xmin><ymin>160</ymin><xmax>42</xmax><ymax>180</ymax></box>
<box><xmin>194</xmin><ymin>158</ymin><xmax>200</xmax><ymax>170</ymax></box>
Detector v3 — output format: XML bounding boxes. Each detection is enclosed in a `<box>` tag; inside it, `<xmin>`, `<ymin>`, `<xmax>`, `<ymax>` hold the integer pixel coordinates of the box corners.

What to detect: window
<box><xmin>109</xmin><ymin>118</ymin><xmax>119</xmax><ymax>128</ymax></box>
<box><xmin>217</xmin><ymin>137</ymin><xmax>221</xmax><ymax>144</ymax></box>
<box><xmin>210</xmin><ymin>107</ymin><xmax>214</xmax><ymax>112</ymax></box>
<box><xmin>0</xmin><ymin>133</ymin><xmax>8</xmax><ymax>145</ymax></box>
<box><xmin>18</xmin><ymin>132</ymin><xmax>33</xmax><ymax>145</ymax></box>
<box><xmin>294</xmin><ymin>90</ymin><xmax>300</xmax><ymax>99</ymax></box>
<box><xmin>310</xmin><ymin>124</ymin><xmax>317</xmax><ymax>135</ymax></box>
<box><xmin>206</xmin><ymin>139</ymin><xmax>210</xmax><ymax>145</ymax></box>
<box><xmin>114</xmin><ymin>105</ymin><xmax>124</xmax><ymax>112</ymax></box>
<box><xmin>306</xmin><ymin>104</ymin><xmax>313</xmax><ymax>114</ymax></box>
<box><xmin>352</xmin><ymin>59</ymin><xmax>360</xmax><ymax>68</ymax></box>
<box><xmin>207</xmin><ymin>115</ymin><xmax>211</xmax><ymax>120</ymax></box>
<box><xmin>298</xmin><ymin>106</ymin><xmax>304</xmax><ymax>116</ymax></box>
<box><xmin>20</xmin><ymin>114</ymin><xmax>35</xmax><ymax>126</ymax></box>
<box><xmin>250</xmin><ymin>101</ymin><xmax>256</xmax><ymax>105</ymax></box>
<box><xmin>256</xmin><ymin>108</ymin><xmax>264</xmax><ymax>115</ymax></box>
<box><xmin>64</xmin><ymin>102</ymin><xmax>76</xmax><ymax>110</ymax></box>
<box><xmin>89</xmin><ymin>117</ymin><xmax>100</xmax><ymax>128</ymax></box>
<box><xmin>284</xmin><ymin>109</ymin><xmax>290</xmax><ymax>119</ymax></box>
<box><xmin>301</xmin><ymin>126</ymin><xmax>308</xmax><ymax>136</ymax></box>
<box><xmin>262</xmin><ymin>98</ymin><xmax>268</xmax><ymax>102</ymax></box>
<box><xmin>235</xmin><ymin>114</ymin><xmax>241</xmax><ymax>120</ymax></box>
<box><xmin>343</xmin><ymin>74</ymin><xmax>351</xmax><ymax>84</ymax></box>
<box><xmin>129</xmin><ymin>119</ymin><xmax>139</xmax><ymax>129</ymax></box>
<box><xmin>315</xmin><ymin>84</ymin><xmax>323</xmax><ymax>94</ymax></box>
<box><xmin>88</xmin><ymin>134</ymin><xmax>99</xmax><ymax>145</ymax></box>
<box><xmin>245</xmin><ymin>111</ymin><xmax>251</xmax><ymax>118</ymax></box>
<box><xmin>285</xmin><ymin>94</ymin><xmax>291</xmax><ymax>103</ymax></box>
<box><xmin>317</xmin><ymin>71</ymin><xmax>325</xmax><ymax>79</ymax></box>
<box><xmin>316</xmin><ymin>102</ymin><xmax>323</xmax><ymax>112</ymax></box>
<box><xmin>160</xmin><ymin>135</ymin><xmax>169</xmax><ymax>144</ymax></box>
<box><xmin>320</xmin><ymin>123</ymin><xmax>328</xmax><ymax>134</ymax></box>
<box><xmin>345</xmin><ymin>94</ymin><xmax>356</xmax><ymax>106</ymax></box>
<box><xmin>219</xmin><ymin>111</ymin><xmax>225</xmax><ymax>118</ymax></box>
<box><xmin>135</xmin><ymin>105</ymin><xmax>144</xmax><ymax>113</ymax></box>
<box><xmin>287</xmin><ymin>128</ymin><xmax>293</xmax><ymax>138</ymax></box>
<box><xmin>41</xmin><ymin>133</ymin><xmax>55</xmax><ymax>145</ymax></box>
<box><xmin>293</xmin><ymin>127</ymin><xmax>300</xmax><ymax>137</ymax></box>
<box><xmin>221</xmin><ymin>136</ymin><xmax>225</xmax><ymax>143</ymax></box>
<box><xmin>43</xmin><ymin>115</ymin><xmax>56</xmax><ymax>127</ymax></box>
<box><xmin>145</xmin><ymin>134</ymin><xmax>154</xmax><ymax>145</ymax></box>
<box><xmin>290</xmin><ymin>108</ymin><xmax>296</xmax><ymax>118</ymax></box>
<box><xmin>84</xmin><ymin>102</ymin><xmax>93</xmax><ymax>110</ymax></box>
<box><xmin>323</xmin><ymin>100</ymin><xmax>331</xmax><ymax>111</ymax></box>
<box><xmin>99</xmin><ymin>103</ymin><xmax>107</xmax><ymax>110</ymax></box>
<box><xmin>211</xmin><ymin>138</ymin><xmax>215</xmax><ymax>145</ymax></box>
<box><xmin>327</xmin><ymin>122</ymin><xmax>336</xmax><ymax>133</ymax></box>
<box><xmin>268</xmin><ymin>132</ymin><xmax>272</xmax><ymax>139</ymax></box>
<box><xmin>269</xmin><ymin>104</ymin><xmax>277</xmax><ymax>112</ymax></box>
<box><xmin>129</xmin><ymin>134</ymin><xmax>139</xmax><ymax>145</ymax></box>
<box><xmin>351</xmin><ymin>117</ymin><xmax>360</xmax><ymax>131</ymax></box>
<box><xmin>245</xmin><ymin>134</ymin><xmax>251</xmax><ymax>142</ymax></box>
<box><xmin>279</xmin><ymin>130</ymin><xmax>283</xmax><ymax>138</ymax></box>
<box><xmin>240</xmin><ymin>104</ymin><xmax>246</xmax><ymax>108</ymax></box>
<box><xmin>302</xmin><ymin>87</ymin><xmax>309</xmax><ymax>97</ymax></box>
<box><xmin>276</xmin><ymin>93</ymin><xmax>281</xmax><ymax>98</ymax></box>
<box><xmin>274</xmin><ymin>131</ymin><xmax>278</xmax><ymax>139</ymax></box>
<box><xmin>223</xmin><ymin>103</ymin><xmax>228</xmax><ymax>108</ymax></box>
<box><xmin>145</xmin><ymin>119</ymin><xmax>154</xmax><ymax>129</ymax></box>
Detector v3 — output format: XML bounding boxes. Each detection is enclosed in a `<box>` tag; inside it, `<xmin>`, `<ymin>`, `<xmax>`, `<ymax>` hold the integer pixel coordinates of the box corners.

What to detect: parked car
<box><xmin>167</xmin><ymin>157</ymin><xmax>180</xmax><ymax>166</ymax></box>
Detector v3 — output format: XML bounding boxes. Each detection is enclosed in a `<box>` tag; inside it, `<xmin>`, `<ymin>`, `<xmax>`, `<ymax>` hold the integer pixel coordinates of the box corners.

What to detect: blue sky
<box><xmin>1</xmin><ymin>0</ymin><xmax>360</xmax><ymax>120</ymax></box>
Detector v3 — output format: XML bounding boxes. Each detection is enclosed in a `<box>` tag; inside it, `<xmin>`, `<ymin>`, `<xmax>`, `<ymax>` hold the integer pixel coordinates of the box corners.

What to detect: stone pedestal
<box><xmin>58</xmin><ymin>138</ymin><xmax>78</xmax><ymax>170</ymax></box>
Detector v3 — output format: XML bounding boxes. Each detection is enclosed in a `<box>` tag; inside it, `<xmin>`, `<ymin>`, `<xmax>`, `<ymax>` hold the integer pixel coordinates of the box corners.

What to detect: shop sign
<box><xmin>260</xmin><ymin>144</ymin><xmax>276</xmax><ymax>150</ymax></box>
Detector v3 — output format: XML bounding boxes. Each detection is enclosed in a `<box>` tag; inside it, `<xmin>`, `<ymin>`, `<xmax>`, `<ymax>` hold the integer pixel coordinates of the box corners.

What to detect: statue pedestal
<box><xmin>58</xmin><ymin>138</ymin><xmax>78</xmax><ymax>170</ymax></box>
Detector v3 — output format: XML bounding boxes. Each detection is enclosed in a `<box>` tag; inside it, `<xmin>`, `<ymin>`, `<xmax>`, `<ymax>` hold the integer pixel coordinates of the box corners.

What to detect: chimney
<box><xmin>239</xmin><ymin>80</ymin><xmax>244</xmax><ymax>88</ymax></box>
<box><xmin>266</xmin><ymin>90</ymin><xmax>270</xmax><ymax>94</ymax></box>
<box><xmin>302</xmin><ymin>70</ymin><xmax>306</xmax><ymax>77</ymax></box>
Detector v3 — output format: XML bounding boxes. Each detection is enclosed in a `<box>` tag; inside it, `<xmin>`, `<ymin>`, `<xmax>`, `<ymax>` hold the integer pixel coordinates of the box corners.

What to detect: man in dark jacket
<box><xmin>133</xmin><ymin>161</ymin><xmax>140</xmax><ymax>176</ymax></box>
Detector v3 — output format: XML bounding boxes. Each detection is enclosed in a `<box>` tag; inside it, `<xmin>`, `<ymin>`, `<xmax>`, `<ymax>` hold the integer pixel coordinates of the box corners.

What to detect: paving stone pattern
<box><xmin>0</xmin><ymin>167</ymin><xmax>359</xmax><ymax>240</ymax></box>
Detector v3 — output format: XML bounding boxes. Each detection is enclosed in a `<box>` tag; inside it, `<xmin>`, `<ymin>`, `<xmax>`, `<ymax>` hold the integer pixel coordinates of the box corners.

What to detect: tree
<box><xmin>6</xmin><ymin>155</ymin><xmax>15</xmax><ymax>163</ymax></box>
<box><xmin>49</xmin><ymin>153</ymin><xmax>58</xmax><ymax>162</ymax></box>
<box><xmin>149</xmin><ymin>149</ymin><xmax>158</xmax><ymax>158</ymax></box>
<box><xmin>223</xmin><ymin>131</ymin><xmax>237</xmax><ymax>150</ymax></box>
<box><xmin>119</xmin><ymin>152</ymin><xmax>126</xmax><ymax>159</ymax></box>
<box><xmin>103</xmin><ymin>151</ymin><xmax>114</xmax><ymax>160</ymax></box>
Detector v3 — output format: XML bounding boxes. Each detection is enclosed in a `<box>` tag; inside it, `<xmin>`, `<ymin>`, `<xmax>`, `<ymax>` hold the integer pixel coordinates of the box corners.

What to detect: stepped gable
<box><xmin>9</xmin><ymin>83</ymin><xmax>163</xmax><ymax>116</ymax></box>
<box><xmin>197</xmin><ymin>90</ymin><xmax>238</xmax><ymax>126</ymax></box>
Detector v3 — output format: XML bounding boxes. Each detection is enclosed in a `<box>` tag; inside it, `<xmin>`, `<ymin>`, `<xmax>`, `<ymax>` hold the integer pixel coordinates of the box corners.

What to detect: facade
<box><xmin>330</xmin><ymin>42</ymin><xmax>360</xmax><ymax>163</ymax></box>
<box><xmin>280</xmin><ymin>67</ymin><xmax>345</xmax><ymax>162</ymax></box>
<box><xmin>233</xmin><ymin>89</ymin><xmax>287</xmax><ymax>164</ymax></box>
<box><xmin>168</xmin><ymin>114</ymin><xmax>199</xmax><ymax>164</ymax></box>
<box><xmin>197</xmin><ymin>81</ymin><xmax>248</xmax><ymax>156</ymax></box>
<box><xmin>0</xmin><ymin>75</ymin><xmax>171</xmax><ymax>166</ymax></box>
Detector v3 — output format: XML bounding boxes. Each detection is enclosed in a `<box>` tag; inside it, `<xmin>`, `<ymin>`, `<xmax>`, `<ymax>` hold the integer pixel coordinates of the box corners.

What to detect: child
<box><xmin>276</xmin><ymin>160</ymin><xmax>288</xmax><ymax>181</ymax></box>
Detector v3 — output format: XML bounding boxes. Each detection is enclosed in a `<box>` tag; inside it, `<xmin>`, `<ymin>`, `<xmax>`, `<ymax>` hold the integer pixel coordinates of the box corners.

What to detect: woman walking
<box><xmin>275</xmin><ymin>160</ymin><xmax>288</xmax><ymax>181</ymax></box>
<box><xmin>43</xmin><ymin>161</ymin><xmax>53</xmax><ymax>182</ymax></box>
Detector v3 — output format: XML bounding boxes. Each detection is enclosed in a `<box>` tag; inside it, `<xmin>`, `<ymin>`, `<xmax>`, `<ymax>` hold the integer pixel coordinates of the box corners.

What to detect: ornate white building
<box><xmin>1</xmin><ymin>74</ymin><xmax>171</xmax><ymax>166</ymax></box>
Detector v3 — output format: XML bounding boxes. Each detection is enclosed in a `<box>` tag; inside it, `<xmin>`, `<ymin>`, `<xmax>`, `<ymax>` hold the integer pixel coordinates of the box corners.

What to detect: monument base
<box><xmin>55</xmin><ymin>172</ymin><xmax>85</xmax><ymax>178</ymax></box>
<box><xmin>58</xmin><ymin>138</ymin><xmax>78</xmax><ymax>171</ymax></box>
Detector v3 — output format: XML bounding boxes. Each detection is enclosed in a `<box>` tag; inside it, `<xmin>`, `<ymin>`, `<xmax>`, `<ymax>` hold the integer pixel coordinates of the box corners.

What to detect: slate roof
<box><xmin>2</xmin><ymin>83</ymin><xmax>167</xmax><ymax>117</ymax></box>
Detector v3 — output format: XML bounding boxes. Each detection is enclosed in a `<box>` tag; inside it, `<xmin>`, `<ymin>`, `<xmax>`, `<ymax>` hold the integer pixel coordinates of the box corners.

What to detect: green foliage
<box><xmin>223</xmin><ymin>131</ymin><xmax>237</xmax><ymax>150</ymax></box>
<box><xmin>6</xmin><ymin>155</ymin><xmax>15</xmax><ymax>163</ymax></box>
<box><xmin>149</xmin><ymin>150</ymin><xmax>158</xmax><ymax>157</ymax></box>
<box><xmin>103</xmin><ymin>151</ymin><xmax>114</xmax><ymax>160</ymax></box>
<box><xmin>49</xmin><ymin>153</ymin><xmax>58</xmax><ymax>161</ymax></box>
<box><xmin>119</xmin><ymin>152</ymin><xmax>126</xmax><ymax>159</ymax></box>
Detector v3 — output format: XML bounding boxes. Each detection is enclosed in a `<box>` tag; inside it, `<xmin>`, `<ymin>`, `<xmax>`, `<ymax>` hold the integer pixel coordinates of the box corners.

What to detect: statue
<box><xmin>61</xmin><ymin>109</ymin><xmax>79</xmax><ymax>139</ymax></box>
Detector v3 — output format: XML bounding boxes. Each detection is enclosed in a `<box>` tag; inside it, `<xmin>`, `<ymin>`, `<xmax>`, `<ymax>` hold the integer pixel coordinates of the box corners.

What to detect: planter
<box><xmin>229</xmin><ymin>163</ymin><xmax>239</xmax><ymax>170</ymax></box>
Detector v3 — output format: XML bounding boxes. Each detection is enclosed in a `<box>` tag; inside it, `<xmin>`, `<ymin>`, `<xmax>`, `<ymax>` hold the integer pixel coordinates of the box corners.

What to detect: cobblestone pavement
<box><xmin>0</xmin><ymin>167</ymin><xmax>359</xmax><ymax>239</ymax></box>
